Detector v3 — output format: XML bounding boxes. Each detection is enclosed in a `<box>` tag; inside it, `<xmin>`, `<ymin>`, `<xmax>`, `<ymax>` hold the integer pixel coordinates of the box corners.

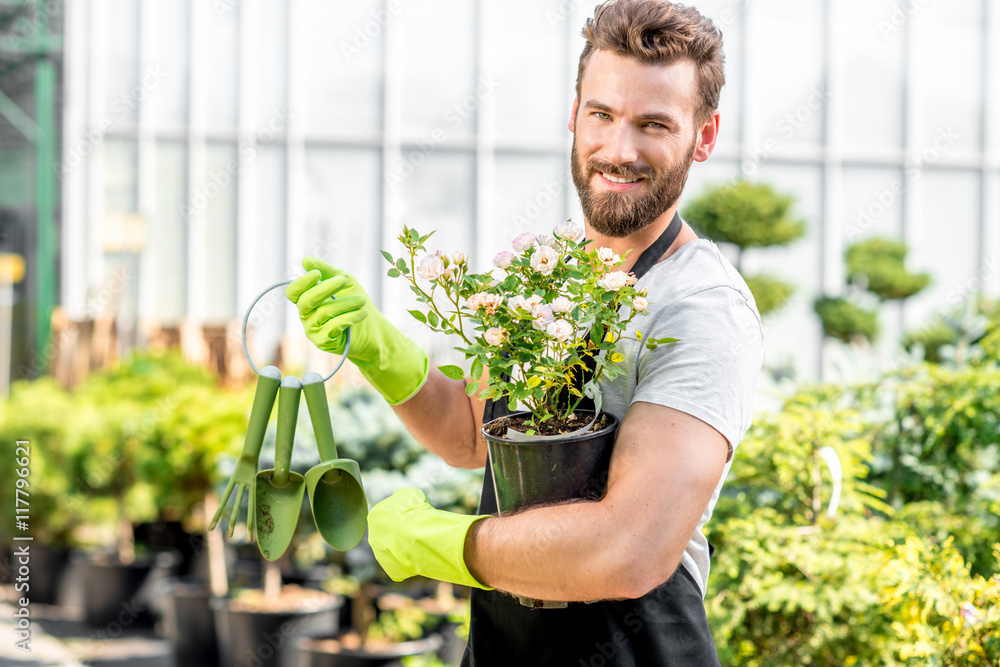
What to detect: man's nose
<box><xmin>603</xmin><ymin>123</ymin><xmax>640</xmax><ymax>165</ymax></box>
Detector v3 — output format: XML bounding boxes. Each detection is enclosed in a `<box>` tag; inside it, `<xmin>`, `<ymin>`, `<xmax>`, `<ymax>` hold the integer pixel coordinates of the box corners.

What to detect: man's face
<box><xmin>569</xmin><ymin>51</ymin><xmax>712</xmax><ymax>238</ymax></box>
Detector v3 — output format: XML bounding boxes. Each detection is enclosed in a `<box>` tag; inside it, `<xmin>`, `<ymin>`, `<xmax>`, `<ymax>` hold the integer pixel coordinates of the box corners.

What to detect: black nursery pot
<box><xmin>26</xmin><ymin>544</ymin><xmax>71</xmax><ymax>604</ymax></box>
<box><xmin>210</xmin><ymin>595</ymin><xmax>340</xmax><ymax>667</ymax></box>
<box><xmin>160</xmin><ymin>577</ymin><xmax>217</xmax><ymax>667</ymax></box>
<box><xmin>482</xmin><ymin>410</ymin><xmax>621</xmax><ymax>515</ymax></box>
<box><xmin>75</xmin><ymin>550</ymin><xmax>181</xmax><ymax>628</ymax></box>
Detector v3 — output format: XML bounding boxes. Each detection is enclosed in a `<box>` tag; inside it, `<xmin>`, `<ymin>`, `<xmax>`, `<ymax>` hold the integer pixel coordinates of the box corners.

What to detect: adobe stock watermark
<box><xmin>181</xmin><ymin>108</ymin><xmax>292</xmax><ymax>222</ymax></box>
<box><xmin>878</xmin><ymin>0</ymin><xmax>934</xmax><ymax>38</ymax></box>
<box><xmin>340</xmin><ymin>0</ymin><xmax>404</xmax><ymax>63</ymax></box>
<box><xmin>726</xmin><ymin>85</ymin><xmax>830</xmax><ymax>182</ymax></box>
<box><xmin>511</xmin><ymin>170</ymin><xmax>574</xmax><ymax>232</ymax></box>
<box><xmin>57</xmin><ymin>66</ymin><xmax>167</xmax><ymax>176</ymax></box>
<box><xmin>384</xmin><ymin>76</ymin><xmax>501</xmax><ymax>190</ymax></box>
<box><xmin>846</xmin><ymin>126</ymin><xmax>958</xmax><ymax>240</ymax></box>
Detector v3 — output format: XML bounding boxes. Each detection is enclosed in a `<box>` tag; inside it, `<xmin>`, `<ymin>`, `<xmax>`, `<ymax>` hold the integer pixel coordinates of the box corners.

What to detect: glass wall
<box><xmin>61</xmin><ymin>0</ymin><xmax>1000</xmax><ymax>380</ymax></box>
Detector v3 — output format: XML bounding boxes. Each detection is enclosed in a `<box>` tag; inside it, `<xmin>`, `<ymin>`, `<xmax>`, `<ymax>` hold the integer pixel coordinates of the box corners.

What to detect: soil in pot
<box><xmin>483</xmin><ymin>411</ymin><xmax>613</xmax><ymax>438</ymax></box>
<box><xmin>211</xmin><ymin>585</ymin><xmax>340</xmax><ymax>667</ymax></box>
<box><xmin>297</xmin><ymin>630</ymin><xmax>442</xmax><ymax>667</ymax></box>
<box><xmin>160</xmin><ymin>577</ymin><xmax>217</xmax><ymax>667</ymax></box>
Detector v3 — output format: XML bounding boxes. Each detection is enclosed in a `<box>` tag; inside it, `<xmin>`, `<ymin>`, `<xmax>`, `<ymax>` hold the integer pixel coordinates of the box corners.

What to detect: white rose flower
<box><xmin>531</xmin><ymin>304</ymin><xmax>554</xmax><ymax>331</ymax></box>
<box><xmin>416</xmin><ymin>254</ymin><xmax>445</xmax><ymax>281</ymax></box>
<box><xmin>466</xmin><ymin>292</ymin><xmax>485</xmax><ymax>310</ymax></box>
<box><xmin>536</xmin><ymin>234</ymin><xmax>557</xmax><ymax>247</ymax></box>
<box><xmin>493</xmin><ymin>251</ymin><xmax>515</xmax><ymax>269</ymax></box>
<box><xmin>530</xmin><ymin>245</ymin><xmax>560</xmax><ymax>275</ymax></box>
<box><xmin>551</xmin><ymin>296</ymin><xmax>574</xmax><ymax>313</ymax></box>
<box><xmin>481</xmin><ymin>293</ymin><xmax>504</xmax><ymax>315</ymax></box>
<box><xmin>597</xmin><ymin>247</ymin><xmax>621</xmax><ymax>266</ymax></box>
<box><xmin>484</xmin><ymin>327</ymin><xmax>506</xmax><ymax>346</ymax></box>
<box><xmin>507</xmin><ymin>295</ymin><xmax>529</xmax><ymax>312</ymax></box>
<box><xmin>511</xmin><ymin>232</ymin><xmax>537</xmax><ymax>253</ymax></box>
<box><xmin>632</xmin><ymin>296</ymin><xmax>648</xmax><ymax>312</ymax></box>
<box><xmin>451</xmin><ymin>250</ymin><xmax>468</xmax><ymax>265</ymax></box>
<box><xmin>598</xmin><ymin>271</ymin><xmax>629</xmax><ymax>291</ymax></box>
<box><xmin>554</xmin><ymin>222</ymin><xmax>585</xmax><ymax>243</ymax></box>
<box><xmin>526</xmin><ymin>294</ymin><xmax>543</xmax><ymax>307</ymax></box>
<box><xmin>546</xmin><ymin>319</ymin><xmax>574</xmax><ymax>342</ymax></box>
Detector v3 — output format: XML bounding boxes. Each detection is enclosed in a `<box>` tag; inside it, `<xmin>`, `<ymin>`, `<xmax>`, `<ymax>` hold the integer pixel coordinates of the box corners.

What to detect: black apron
<box><xmin>462</xmin><ymin>213</ymin><xmax>722</xmax><ymax>667</ymax></box>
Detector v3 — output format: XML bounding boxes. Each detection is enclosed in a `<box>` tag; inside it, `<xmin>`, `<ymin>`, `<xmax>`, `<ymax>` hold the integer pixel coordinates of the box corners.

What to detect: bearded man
<box><xmin>288</xmin><ymin>2</ymin><xmax>763</xmax><ymax>664</ymax></box>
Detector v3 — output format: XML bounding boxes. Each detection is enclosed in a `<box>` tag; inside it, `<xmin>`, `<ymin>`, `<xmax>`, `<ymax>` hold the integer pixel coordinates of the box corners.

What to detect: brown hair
<box><xmin>576</xmin><ymin>0</ymin><xmax>726</xmax><ymax>123</ymax></box>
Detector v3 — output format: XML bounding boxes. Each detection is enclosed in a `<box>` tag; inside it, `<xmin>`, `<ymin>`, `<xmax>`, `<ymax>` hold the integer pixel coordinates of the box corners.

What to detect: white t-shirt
<box><xmin>598</xmin><ymin>237</ymin><xmax>765</xmax><ymax>597</ymax></box>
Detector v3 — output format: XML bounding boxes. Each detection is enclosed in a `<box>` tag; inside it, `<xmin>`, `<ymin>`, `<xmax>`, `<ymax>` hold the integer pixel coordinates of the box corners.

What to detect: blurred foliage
<box><xmin>682</xmin><ymin>181</ymin><xmax>807</xmax><ymax>250</ymax></box>
<box><xmin>742</xmin><ymin>273</ymin><xmax>796</xmax><ymax>317</ymax></box>
<box><xmin>845</xmin><ymin>237</ymin><xmax>931</xmax><ymax>301</ymax></box>
<box><xmin>882</xmin><ymin>536</ymin><xmax>1000</xmax><ymax>665</ymax></box>
<box><xmin>813</xmin><ymin>296</ymin><xmax>880</xmax><ymax>344</ymax></box>
<box><xmin>902</xmin><ymin>295</ymin><xmax>999</xmax><ymax>367</ymax></box>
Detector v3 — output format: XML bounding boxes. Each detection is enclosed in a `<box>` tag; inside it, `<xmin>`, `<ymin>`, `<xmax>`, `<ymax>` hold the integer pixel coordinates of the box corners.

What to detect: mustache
<box><xmin>586</xmin><ymin>159</ymin><xmax>654</xmax><ymax>180</ymax></box>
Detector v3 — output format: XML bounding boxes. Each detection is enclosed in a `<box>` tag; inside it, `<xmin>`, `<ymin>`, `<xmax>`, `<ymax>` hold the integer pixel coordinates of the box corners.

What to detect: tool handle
<box><xmin>242</xmin><ymin>366</ymin><xmax>282</xmax><ymax>461</ymax></box>
<box><xmin>302</xmin><ymin>372</ymin><xmax>338</xmax><ymax>461</ymax></box>
<box><xmin>273</xmin><ymin>375</ymin><xmax>302</xmax><ymax>487</ymax></box>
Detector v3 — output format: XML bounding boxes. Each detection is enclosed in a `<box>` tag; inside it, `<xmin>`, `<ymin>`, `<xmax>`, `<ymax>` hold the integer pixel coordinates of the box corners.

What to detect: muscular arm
<box><xmin>390</xmin><ymin>366</ymin><xmax>490</xmax><ymax>470</ymax></box>
<box><xmin>463</xmin><ymin>401</ymin><xmax>729</xmax><ymax>601</ymax></box>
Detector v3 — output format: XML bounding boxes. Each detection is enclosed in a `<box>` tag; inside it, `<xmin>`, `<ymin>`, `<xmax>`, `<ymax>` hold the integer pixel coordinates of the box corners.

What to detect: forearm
<box><xmin>463</xmin><ymin>498</ymin><xmax>639</xmax><ymax>601</ymax></box>
<box><xmin>390</xmin><ymin>368</ymin><xmax>484</xmax><ymax>469</ymax></box>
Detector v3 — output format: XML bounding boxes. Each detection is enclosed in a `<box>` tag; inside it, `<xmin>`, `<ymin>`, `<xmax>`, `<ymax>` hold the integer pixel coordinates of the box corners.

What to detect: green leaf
<box><xmin>428</xmin><ymin>311</ymin><xmax>439</xmax><ymax>327</ymax></box>
<box><xmin>408</xmin><ymin>310</ymin><xmax>427</xmax><ymax>324</ymax></box>
<box><xmin>471</xmin><ymin>357</ymin><xmax>483</xmax><ymax>382</ymax></box>
<box><xmin>396</xmin><ymin>258</ymin><xmax>407</xmax><ymax>272</ymax></box>
<box><xmin>381</xmin><ymin>249</ymin><xmax>394</xmax><ymax>265</ymax></box>
<box><xmin>465</xmin><ymin>382</ymin><xmax>478</xmax><ymax>397</ymax></box>
<box><xmin>438</xmin><ymin>365</ymin><xmax>465</xmax><ymax>381</ymax></box>
<box><xmin>387</xmin><ymin>268</ymin><xmax>400</xmax><ymax>278</ymax></box>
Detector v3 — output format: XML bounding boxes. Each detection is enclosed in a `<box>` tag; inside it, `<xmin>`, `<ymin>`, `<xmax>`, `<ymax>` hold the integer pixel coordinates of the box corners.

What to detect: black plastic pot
<box><xmin>27</xmin><ymin>544</ymin><xmax>71</xmax><ymax>604</ymax></box>
<box><xmin>160</xmin><ymin>577</ymin><xmax>217</xmax><ymax>667</ymax></box>
<box><xmin>210</xmin><ymin>594</ymin><xmax>340</xmax><ymax>667</ymax></box>
<box><xmin>482</xmin><ymin>409</ymin><xmax>621</xmax><ymax>515</ymax></box>
<box><xmin>296</xmin><ymin>630</ymin><xmax>442</xmax><ymax>667</ymax></box>
<box><xmin>75</xmin><ymin>550</ymin><xmax>181</xmax><ymax>628</ymax></box>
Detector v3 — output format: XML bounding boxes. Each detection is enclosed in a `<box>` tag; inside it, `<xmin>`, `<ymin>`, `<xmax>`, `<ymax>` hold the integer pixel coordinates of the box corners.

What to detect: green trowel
<box><xmin>301</xmin><ymin>372</ymin><xmax>368</xmax><ymax>551</ymax></box>
<box><xmin>253</xmin><ymin>375</ymin><xmax>307</xmax><ymax>561</ymax></box>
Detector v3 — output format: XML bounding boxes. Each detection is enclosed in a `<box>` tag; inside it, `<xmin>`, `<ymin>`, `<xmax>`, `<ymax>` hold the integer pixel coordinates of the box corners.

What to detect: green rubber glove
<box><xmin>368</xmin><ymin>488</ymin><xmax>494</xmax><ymax>590</ymax></box>
<box><xmin>286</xmin><ymin>257</ymin><xmax>429</xmax><ymax>405</ymax></box>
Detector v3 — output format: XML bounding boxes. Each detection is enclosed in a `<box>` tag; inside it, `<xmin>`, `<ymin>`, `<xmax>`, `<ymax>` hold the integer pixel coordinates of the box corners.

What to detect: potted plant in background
<box><xmin>382</xmin><ymin>223</ymin><xmax>676</xmax><ymax>518</ymax></box>
<box><xmin>0</xmin><ymin>376</ymin><xmax>85</xmax><ymax>604</ymax></box>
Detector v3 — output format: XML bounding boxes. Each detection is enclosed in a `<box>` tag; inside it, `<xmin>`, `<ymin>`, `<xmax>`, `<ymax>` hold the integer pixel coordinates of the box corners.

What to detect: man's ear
<box><xmin>569</xmin><ymin>97</ymin><xmax>579</xmax><ymax>133</ymax></box>
<box><xmin>693</xmin><ymin>111</ymin><xmax>720</xmax><ymax>163</ymax></box>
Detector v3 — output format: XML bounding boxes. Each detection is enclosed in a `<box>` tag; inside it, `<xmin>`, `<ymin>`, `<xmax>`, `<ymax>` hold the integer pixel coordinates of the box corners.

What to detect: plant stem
<box><xmin>405</xmin><ymin>246</ymin><xmax>475</xmax><ymax>346</ymax></box>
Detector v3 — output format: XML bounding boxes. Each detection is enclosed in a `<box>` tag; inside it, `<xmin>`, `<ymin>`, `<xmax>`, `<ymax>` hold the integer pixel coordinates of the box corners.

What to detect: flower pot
<box><xmin>296</xmin><ymin>630</ymin><xmax>443</xmax><ymax>667</ymax></box>
<box><xmin>160</xmin><ymin>577</ymin><xmax>217</xmax><ymax>667</ymax></box>
<box><xmin>75</xmin><ymin>550</ymin><xmax>181</xmax><ymax>628</ymax></box>
<box><xmin>481</xmin><ymin>409</ymin><xmax>620</xmax><ymax>515</ymax></box>
<box><xmin>27</xmin><ymin>544</ymin><xmax>71</xmax><ymax>605</ymax></box>
<box><xmin>210</xmin><ymin>587</ymin><xmax>341</xmax><ymax>667</ymax></box>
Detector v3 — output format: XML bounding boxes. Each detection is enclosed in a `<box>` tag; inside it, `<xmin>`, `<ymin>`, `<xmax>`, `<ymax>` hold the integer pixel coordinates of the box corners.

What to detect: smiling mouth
<box><xmin>599</xmin><ymin>172</ymin><xmax>643</xmax><ymax>185</ymax></box>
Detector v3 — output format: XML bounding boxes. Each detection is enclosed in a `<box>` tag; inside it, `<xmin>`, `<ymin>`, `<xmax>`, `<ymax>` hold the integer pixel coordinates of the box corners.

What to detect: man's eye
<box><xmin>647</xmin><ymin>122</ymin><xmax>664</xmax><ymax>129</ymax></box>
<box><xmin>594</xmin><ymin>112</ymin><xmax>610</xmax><ymax>120</ymax></box>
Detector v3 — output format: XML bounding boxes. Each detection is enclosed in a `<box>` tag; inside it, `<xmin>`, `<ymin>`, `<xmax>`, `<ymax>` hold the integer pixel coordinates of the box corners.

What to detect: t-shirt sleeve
<box><xmin>630</xmin><ymin>285</ymin><xmax>764</xmax><ymax>459</ymax></box>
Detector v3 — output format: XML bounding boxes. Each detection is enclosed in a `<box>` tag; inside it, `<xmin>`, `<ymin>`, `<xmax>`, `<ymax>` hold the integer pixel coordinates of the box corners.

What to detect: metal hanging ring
<box><xmin>241</xmin><ymin>279</ymin><xmax>351</xmax><ymax>382</ymax></box>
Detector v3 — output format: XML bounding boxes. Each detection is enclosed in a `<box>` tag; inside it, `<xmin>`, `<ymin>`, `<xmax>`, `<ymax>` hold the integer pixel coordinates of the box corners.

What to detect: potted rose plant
<box><xmin>382</xmin><ymin>223</ymin><xmax>675</xmax><ymax>516</ymax></box>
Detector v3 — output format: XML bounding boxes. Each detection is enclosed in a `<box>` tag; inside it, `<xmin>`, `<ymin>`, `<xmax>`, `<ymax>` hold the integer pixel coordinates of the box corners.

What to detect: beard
<box><xmin>571</xmin><ymin>132</ymin><xmax>699</xmax><ymax>238</ymax></box>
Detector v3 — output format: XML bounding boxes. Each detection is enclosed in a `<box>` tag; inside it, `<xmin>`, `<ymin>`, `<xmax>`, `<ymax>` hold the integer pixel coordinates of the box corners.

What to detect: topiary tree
<box><xmin>683</xmin><ymin>180</ymin><xmax>807</xmax><ymax>317</ymax></box>
<box><xmin>815</xmin><ymin>236</ymin><xmax>930</xmax><ymax>346</ymax></box>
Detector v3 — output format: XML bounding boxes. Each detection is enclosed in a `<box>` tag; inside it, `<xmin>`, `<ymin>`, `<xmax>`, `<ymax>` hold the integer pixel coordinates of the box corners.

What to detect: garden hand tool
<box><xmin>286</xmin><ymin>257</ymin><xmax>429</xmax><ymax>405</ymax></box>
<box><xmin>301</xmin><ymin>372</ymin><xmax>368</xmax><ymax>551</ymax></box>
<box><xmin>367</xmin><ymin>487</ymin><xmax>493</xmax><ymax>590</ymax></box>
<box><xmin>253</xmin><ymin>375</ymin><xmax>308</xmax><ymax>561</ymax></box>
<box><xmin>209</xmin><ymin>364</ymin><xmax>281</xmax><ymax>539</ymax></box>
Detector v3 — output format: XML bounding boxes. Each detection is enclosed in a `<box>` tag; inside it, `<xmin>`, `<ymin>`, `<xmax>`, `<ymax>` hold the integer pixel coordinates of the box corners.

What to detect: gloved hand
<box><xmin>368</xmin><ymin>488</ymin><xmax>493</xmax><ymax>590</ymax></box>
<box><xmin>287</xmin><ymin>257</ymin><xmax>429</xmax><ymax>405</ymax></box>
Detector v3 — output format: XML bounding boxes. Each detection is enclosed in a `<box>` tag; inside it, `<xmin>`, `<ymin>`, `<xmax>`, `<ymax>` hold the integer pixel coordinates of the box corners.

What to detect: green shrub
<box><xmin>682</xmin><ymin>181</ymin><xmax>806</xmax><ymax>250</ymax></box>
<box><xmin>742</xmin><ymin>273</ymin><xmax>796</xmax><ymax>317</ymax></box>
<box><xmin>813</xmin><ymin>296</ymin><xmax>880</xmax><ymax>344</ymax></box>
<box><xmin>845</xmin><ymin>237</ymin><xmax>931</xmax><ymax>301</ymax></box>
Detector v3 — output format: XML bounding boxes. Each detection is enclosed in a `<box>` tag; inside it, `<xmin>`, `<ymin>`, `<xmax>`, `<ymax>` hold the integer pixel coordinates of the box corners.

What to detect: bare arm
<box><xmin>463</xmin><ymin>402</ymin><xmax>729</xmax><ymax>601</ymax></box>
<box><xmin>390</xmin><ymin>365</ymin><xmax>490</xmax><ymax>469</ymax></box>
